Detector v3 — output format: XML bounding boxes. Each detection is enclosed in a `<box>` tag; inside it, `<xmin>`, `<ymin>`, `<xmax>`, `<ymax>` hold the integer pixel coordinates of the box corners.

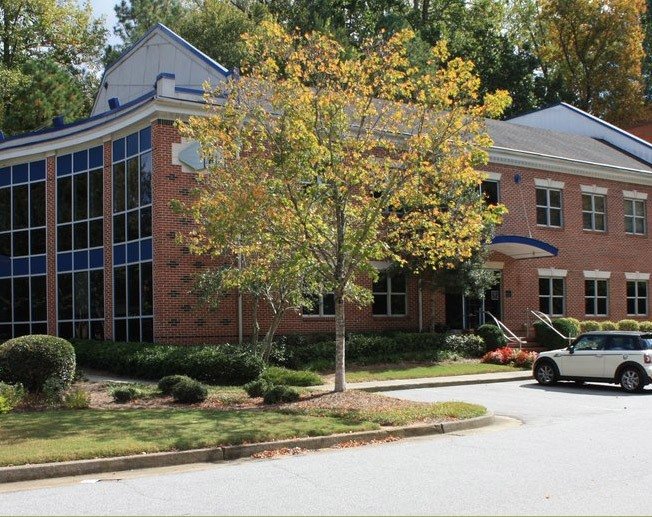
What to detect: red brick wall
<box><xmin>485</xmin><ymin>163</ymin><xmax>652</xmax><ymax>336</ymax></box>
<box><xmin>102</xmin><ymin>140</ymin><xmax>114</xmax><ymax>340</ymax></box>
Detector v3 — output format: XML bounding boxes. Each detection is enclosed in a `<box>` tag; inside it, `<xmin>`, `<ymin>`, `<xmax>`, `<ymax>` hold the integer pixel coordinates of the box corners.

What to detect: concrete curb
<box><xmin>0</xmin><ymin>413</ymin><xmax>494</xmax><ymax>484</ymax></box>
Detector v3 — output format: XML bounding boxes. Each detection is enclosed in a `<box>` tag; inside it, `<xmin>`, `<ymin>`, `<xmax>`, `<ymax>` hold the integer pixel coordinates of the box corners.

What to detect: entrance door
<box><xmin>445</xmin><ymin>275</ymin><xmax>502</xmax><ymax>330</ymax></box>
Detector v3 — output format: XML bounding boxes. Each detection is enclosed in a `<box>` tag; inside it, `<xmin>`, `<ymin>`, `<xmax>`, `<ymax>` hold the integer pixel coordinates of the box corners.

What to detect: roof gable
<box><xmin>92</xmin><ymin>24</ymin><xmax>230</xmax><ymax>116</ymax></box>
<box><xmin>508</xmin><ymin>103</ymin><xmax>652</xmax><ymax>166</ymax></box>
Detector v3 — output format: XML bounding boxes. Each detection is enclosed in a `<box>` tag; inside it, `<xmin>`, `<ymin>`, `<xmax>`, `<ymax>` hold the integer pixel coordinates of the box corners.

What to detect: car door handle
<box><xmin>623</xmin><ymin>355</ymin><xmax>629</xmax><ymax>359</ymax></box>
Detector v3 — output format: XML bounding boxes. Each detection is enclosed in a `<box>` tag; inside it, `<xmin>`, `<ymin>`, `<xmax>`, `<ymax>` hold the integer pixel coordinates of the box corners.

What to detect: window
<box><xmin>0</xmin><ymin>160</ymin><xmax>47</xmax><ymax>339</ymax></box>
<box><xmin>585</xmin><ymin>279</ymin><xmax>608</xmax><ymax>316</ymax></box>
<box><xmin>480</xmin><ymin>180</ymin><xmax>499</xmax><ymax>205</ymax></box>
<box><xmin>536</xmin><ymin>188</ymin><xmax>562</xmax><ymax>227</ymax></box>
<box><xmin>624</xmin><ymin>199</ymin><xmax>646</xmax><ymax>235</ymax></box>
<box><xmin>582</xmin><ymin>193</ymin><xmax>606</xmax><ymax>231</ymax></box>
<box><xmin>302</xmin><ymin>293</ymin><xmax>335</xmax><ymax>317</ymax></box>
<box><xmin>539</xmin><ymin>277</ymin><xmax>564</xmax><ymax>316</ymax></box>
<box><xmin>372</xmin><ymin>273</ymin><xmax>407</xmax><ymax>316</ymax></box>
<box><xmin>56</xmin><ymin>147</ymin><xmax>105</xmax><ymax>340</ymax></box>
<box><xmin>112</xmin><ymin>127</ymin><xmax>153</xmax><ymax>342</ymax></box>
<box><xmin>573</xmin><ymin>335</ymin><xmax>607</xmax><ymax>351</ymax></box>
<box><xmin>627</xmin><ymin>280</ymin><xmax>647</xmax><ymax>316</ymax></box>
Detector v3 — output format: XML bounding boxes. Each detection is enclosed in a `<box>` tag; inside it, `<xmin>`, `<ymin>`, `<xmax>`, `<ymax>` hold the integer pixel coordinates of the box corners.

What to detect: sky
<box><xmin>88</xmin><ymin>0</ymin><xmax>120</xmax><ymax>45</ymax></box>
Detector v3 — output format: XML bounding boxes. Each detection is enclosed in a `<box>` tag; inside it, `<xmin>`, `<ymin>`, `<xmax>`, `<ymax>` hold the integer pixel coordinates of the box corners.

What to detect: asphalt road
<box><xmin>2</xmin><ymin>379</ymin><xmax>652</xmax><ymax>515</ymax></box>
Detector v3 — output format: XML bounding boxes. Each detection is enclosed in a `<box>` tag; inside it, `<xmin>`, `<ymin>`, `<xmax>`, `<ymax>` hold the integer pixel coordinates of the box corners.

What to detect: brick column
<box><xmin>45</xmin><ymin>154</ymin><xmax>57</xmax><ymax>335</ymax></box>
<box><xmin>102</xmin><ymin>139</ymin><xmax>114</xmax><ymax>340</ymax></box>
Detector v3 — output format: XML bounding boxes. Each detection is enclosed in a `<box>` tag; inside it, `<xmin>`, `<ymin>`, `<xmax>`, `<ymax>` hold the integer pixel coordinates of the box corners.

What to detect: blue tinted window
<box><xmin>30</xmin><ymin>255</ymin><xmax>46</xmax><ymax>275</ymax></box>
<box><xmin>30</xmin><ymin>160</ymin><xmax>45</xmax><ymax>181</ymax></box>
<box><xmin>57</xmin><ymin>252</ymin><xmax>73</xmax><ymax>272</ymax></box>
<box><xmin>113</xmin><ymin>138</ymin><xmax>125</xmax><ymax>162</ymax></box>
<box><xmin>139</xmin><ymin>126</ymin><xmax>152</xmax><ymax>151</ymax></box>
<box><xmin>89</xmin><ymin>146</ymin><xmax>103</xmax><ymax>169</ymax></box>
<box><xmin>126</xmin><ymin>133</ymin><xmax>139</xmax><ymax>157</ymax></box>
<box><xmin>0</xmin><ymin>167</ymin><xmax>10</xmax><ymax>187</ymax></box>
<box><xmin>12</xmin><ymin>163</ymin><xmax>28</xmax><ymax>184</ymax></box>
<box><xmin>57</xmin><ymin>154</ymin><xmax>72</xmax><ymax>176</ymax></box>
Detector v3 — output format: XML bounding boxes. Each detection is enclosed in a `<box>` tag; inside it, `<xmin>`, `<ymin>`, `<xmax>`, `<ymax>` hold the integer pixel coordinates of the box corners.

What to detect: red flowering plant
<box><xmin>481</xmin><ymin>346</ymin><xmax>538</xmax><ymax>368</ymax></box>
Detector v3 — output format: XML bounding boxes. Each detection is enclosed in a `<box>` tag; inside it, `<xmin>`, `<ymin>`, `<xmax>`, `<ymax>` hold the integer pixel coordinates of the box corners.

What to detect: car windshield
<box><xmin>641</xmin><ymin>335</ymin><xmax>652</xmax><ymax>349</ymax></box>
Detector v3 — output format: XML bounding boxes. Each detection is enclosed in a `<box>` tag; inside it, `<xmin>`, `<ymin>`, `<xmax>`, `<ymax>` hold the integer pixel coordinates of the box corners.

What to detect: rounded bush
<box><xmin>617</xmin><ymin>319</ymin><xmax>640</xmax><ymax>331</ymax></box>
<box><xmin>579</xmin><ymin>320</ymin><xmax>601</xmax><ymax>332</ymax></box>
<box><xmin>110</xmin><ymin>386</ymin><xmax>140</xmax><ymax>403</ymax></box>
<box><xmin>171</xmin><ymin>378</ymin><xmax>208</xmax><ymax>404</ymax></box>
<box><xmin>534</xmin><ymin>318</ymin><xmax>580</xmax><ymax>349</ymax></box>
<box><xmin>475</xmin><ymin>324</ymin><xmax>507</xmax><ymax>351</ymax></box>
<box><xmin>0</xmin><ymin>335</ymin><xmax>75</xmax><ymax>392</ymax></box>
<box><xmin>263</xmin><ymin>385</ymin><xmax>300</xmax><ymax>405</ymax></box>
<box><xmin>601</xmin><ymin>320</ymin><xmax>618</xmax><ymax>331</ymax></box>
<box><xmin>639</xmin><ymin>321</ymin><xmax>652</xmax><ymax>332</ymax></box>
<box><xmin>158</xmin><ymin>374</ymin><xmax>193</xmax><ymax>395</ymax></box>
<box><xmin>244</xmin><ymin>378</ymin><xmax>271</xmax><ymax>398</ymax></box>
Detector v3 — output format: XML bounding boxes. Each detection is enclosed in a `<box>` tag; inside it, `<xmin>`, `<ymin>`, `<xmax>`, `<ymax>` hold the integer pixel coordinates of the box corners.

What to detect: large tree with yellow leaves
<box><xmin>179</xmin><ymin>22</ymin><xmax>509</xmax><ymax>391</ymax></box>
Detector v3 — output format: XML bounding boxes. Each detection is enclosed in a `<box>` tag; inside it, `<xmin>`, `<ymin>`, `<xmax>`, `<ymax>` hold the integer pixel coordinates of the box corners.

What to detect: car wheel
<box><xmin>620</xmin><ymin>367</ymin><xmax>645</xmax><ymax>393</ymax></box>
<box><xmin>535</xmin><ymin>361</ymin><xmax>558</xmax><ymax>386</ymax></box>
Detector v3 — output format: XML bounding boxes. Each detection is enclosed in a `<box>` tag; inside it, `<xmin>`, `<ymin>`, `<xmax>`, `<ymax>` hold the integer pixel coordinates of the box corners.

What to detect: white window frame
<box><xmin>536</xmin><ymin>187</ymin><xmax>563</xmax><ymax>227</ymax></box>
<box><xmin>627</xmin><ymin>280</ymin><xmax>648</xmax><ymax>316</ymax></box>
<box><xmin>624</xmin><ymin>198</ymin><xmax>646</xmax><ymax>235</ymax></box>
<box><xmin>372</xmin><ymin>273</ymin><xmax>407</xmax><ymax>316</ymax></box>
<box><xmin>582</xmin><ymin>193</ymin><xmax>606</xmax><ymax>232</ymax></box>
<box><xmin>584</xmin><ymin>278</ymin><xmax>609</xmax><ymax>317</ymax></box>
<box><xmin>302</xmin><ymin>293</ymin><xmax>335</xmax><ymax>317</ymax></box>
<box><xmin>538</xmin><ymin>276</ymin><xmax>565</xmax><ymax>316</ymax></box>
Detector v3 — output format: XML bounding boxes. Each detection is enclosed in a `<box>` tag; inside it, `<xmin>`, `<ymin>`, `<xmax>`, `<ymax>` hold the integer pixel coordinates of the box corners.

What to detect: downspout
<box><xmin>418</xmin><ymin>278</ymin><xmax>423</xmax><ymax>332</ymax></box>
<box><xmin>238</xmin><ymin>253</ymin><xmax>243</xmax><ymax>344</ymax></box>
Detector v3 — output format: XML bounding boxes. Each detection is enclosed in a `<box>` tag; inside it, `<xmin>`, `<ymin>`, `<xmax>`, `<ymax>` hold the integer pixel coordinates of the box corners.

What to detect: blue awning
<box><xmin>490</xmin><ymin>235</ymin><xmax>558</xmax><ymax>259</ymax></box>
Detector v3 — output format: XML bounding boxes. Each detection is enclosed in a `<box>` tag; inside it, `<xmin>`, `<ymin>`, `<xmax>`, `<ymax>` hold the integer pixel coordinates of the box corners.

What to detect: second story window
<box><xmin>582</xmin><ymin>193</ymin><xmax>606</xmax><ymax>231</ymax></box>
<box><xmin>480</xmin><ymin>180</ymin><xmax>499</xmax><ymax>205</ymax></box>
<box><xmin>536</xmin><ymin>187</ymin><xmax>562</xmax><ymax>227</ymax></box>
<box><xmin>624</xmin><ymin>198</ymin><xmax>646</xmax><ymax>235</ymax></box>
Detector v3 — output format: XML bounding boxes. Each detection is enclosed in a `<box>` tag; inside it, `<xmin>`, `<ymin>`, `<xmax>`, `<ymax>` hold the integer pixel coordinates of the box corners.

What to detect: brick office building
<box><xmin>2</xmin><ymin>25</ymin><xmax>652</xmax><ymax>344</ymax></box>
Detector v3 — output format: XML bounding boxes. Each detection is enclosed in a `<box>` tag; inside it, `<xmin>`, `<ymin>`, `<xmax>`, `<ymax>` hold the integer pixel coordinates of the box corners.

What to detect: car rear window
<box><xmin>640</xmin><ymin>335</ymin><xmax>652</xmax><ymax>349</ymax></box>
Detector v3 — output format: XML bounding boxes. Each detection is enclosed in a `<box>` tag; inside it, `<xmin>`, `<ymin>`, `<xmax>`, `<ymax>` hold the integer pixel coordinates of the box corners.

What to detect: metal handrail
<box><xmin>529</xmin><ymin>309</ymin><xmax>575</xmax><ymax>345</ymax></box>
<box><xmin>483</xmin><ymin>311</ymin><xmax>526</xmax><ymax>349</ymax></box>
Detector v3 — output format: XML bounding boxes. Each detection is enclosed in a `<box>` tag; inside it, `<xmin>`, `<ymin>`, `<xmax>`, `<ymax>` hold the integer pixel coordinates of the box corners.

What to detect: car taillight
<box><xmin>645</xmin><ymin>354</ymin><xmax>652</xmax><ymax>364</ymax></box>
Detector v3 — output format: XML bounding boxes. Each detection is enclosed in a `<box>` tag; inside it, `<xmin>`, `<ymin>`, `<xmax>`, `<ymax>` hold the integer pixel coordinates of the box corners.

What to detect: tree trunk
<box><xmin>334</xmin><ymin>293</ymin><xmax>346</xmax><ymax>392</ymax></box>
<box><xmin>250</xmin><ymin>295</ymin><xmax>260</xmax><ymax>355</ymax></box>
<box><xmin>261</xmin><ymin>308</ymin><xmax>285</xmax><ymax>363</ymax></box>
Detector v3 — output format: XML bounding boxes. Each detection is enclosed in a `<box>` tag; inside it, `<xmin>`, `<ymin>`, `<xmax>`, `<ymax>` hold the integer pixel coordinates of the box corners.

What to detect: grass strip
<box><xmin>344</xmin><ymin>362</ymin><xmax>523</xmax><ymax>383</ymax></box>
<box><xmin>0</xmin><ymin>409</ymin><xmax>377</xmax><ymax>467</ymax></box>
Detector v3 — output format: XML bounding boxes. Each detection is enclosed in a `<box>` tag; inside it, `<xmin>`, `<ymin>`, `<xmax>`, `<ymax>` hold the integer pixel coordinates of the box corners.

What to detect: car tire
<box><xmin>534</xmin><ymin>361</ymin><xmax>558</xmax><ymax>386</ymax></box>
<box><xmin>619</xmin><ymin>366</ymin><xmax>645</xmax><ymax>393</ymax></box>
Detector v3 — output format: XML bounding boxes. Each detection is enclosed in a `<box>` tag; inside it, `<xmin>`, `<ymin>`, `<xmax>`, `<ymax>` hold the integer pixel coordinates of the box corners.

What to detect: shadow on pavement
<box><xmin>521</xmin><ymin>381</ymin><xmax>652</xmax><ymax>396</ymax></box>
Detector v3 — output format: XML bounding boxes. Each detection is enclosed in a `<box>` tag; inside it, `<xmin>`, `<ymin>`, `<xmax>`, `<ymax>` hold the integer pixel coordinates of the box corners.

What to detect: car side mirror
<box><xmin>568</xmin><ymin>345</ymin><xmax>575</xmax><ymax>354</ymax></box>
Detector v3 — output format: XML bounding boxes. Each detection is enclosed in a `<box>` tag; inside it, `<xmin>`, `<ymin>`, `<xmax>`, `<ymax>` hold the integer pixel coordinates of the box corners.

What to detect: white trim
<box><xmin>625</xmin><ymin>272</ymin><xmax>651</xmax><ymax>281</ymax></box>
<box><xmin>484</xmin><ymin>261</ymin><xmax>504</xmax><ymax>270</ymax></box>
<box><xmin>484</xmin><ymin>171</ymin><xmax>502</xmax><ymax>181</ymax></box>
<box><xmin>538</xmin><ymin>268</ymin><xmax>567</xmax><ymax>278</ymax></box>
<box><xmin>583</xmin><ymin>270</ymin><xmax>611</xmax><ymax>280</ymax></box>
<box><xmin>534</xmin><ymin>178</ymin><xmax>565</xmax><ymax>189</ymax></box>
<box><xmin>623</xmin><ymin>190</ymin><xmax>648</xmax><ymax>201</ymax></box>
<box><xmin>580</xmin><ymin>184</ymin><xmax>608</xmax><ymax>195</ymax></box>
<box><xmin>489</xmin><ymin>147</ymin><xmax>652</xmax><ymax>187</ymax></box>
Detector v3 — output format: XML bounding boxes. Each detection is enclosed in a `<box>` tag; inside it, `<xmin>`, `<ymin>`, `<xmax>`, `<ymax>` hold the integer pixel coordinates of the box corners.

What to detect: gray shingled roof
<box><xmin>487</xmin><ymin>119</ymin><xmax>652</xmax><ymax>172</ymax></box>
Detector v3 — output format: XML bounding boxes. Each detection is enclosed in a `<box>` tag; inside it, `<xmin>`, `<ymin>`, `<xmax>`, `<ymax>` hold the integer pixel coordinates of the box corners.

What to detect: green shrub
<box><xmin>261</xmin><ymin>366</ymin><xmax>322</xmax><ymax>387</ymax></box>
<box><xmin>243</xmin><ymin>378</ymin><xmax>272</xmax><ymax>398</ymax></box>
<box><xmin>158</xmin><ymin>375</ymin><xmax>193</xmax><ymax>395</ymax></box>
<box><xmin>443</xmin><ymin>334</ymin><xmax>486</xmax><ymax>358</ymax></box>
<box><xmin>72</xmin><ymin>341</ymin><xmax>264</xmax><ymax>385</ymax></box>
<box><xmin>171</xmin><ymin>378</ymin><xmax>208</xmax><ymax>404</ymax></box>
<box><xmin>0</xmin><ymin>382</ymin><xmax>25</xmax><ymax>413</ymax></box>
<box><xmin>533</xmin><ymin>318</ymin><xmax>579</xmax><ymax>349</ymax></box>
<box><xmin>579</xmin><ymin>320</ymin><xmax>601</xmax><ymax>332</ymax></box>
<box><xmin>110</xmin><ymin>385</ymin><xmax>140</xmax><ymax>403</ymax></box>
<box><xmin>475</xmin><ymin>324</ymin><xmax>507</xmax><ymax>351</ymax></box>
<box><xmin>617</xmin><ymin>319</ymin><xmax>640</xmax><ymax>331</ymax></box>
<box><xmin>601</xmin><ymin>320</ymin><xmax>618</xmax><ymax>331</ymax></box>
<box><xmin>0</xmin><ymin>335</ymin><xmax>75</xmax><ymax>393</ymax></box>
<box><xmin>263</xmin><ymin>385</ymin><xmax>300</xmax><ymax>404</ymax></box>
<box><xmin>42</xmin><ymin>376</ymin><xmax>67</xmax><ymax>405</ymax></box>
<box><xmin>64</xmin><ymin>388</ymin><xmax>91</xmax><ymax>409</ymax></box>
<box><xmin>639</xmin><ymin>321</ymin><xmax>652</xmax><ymax>332</ymax></box>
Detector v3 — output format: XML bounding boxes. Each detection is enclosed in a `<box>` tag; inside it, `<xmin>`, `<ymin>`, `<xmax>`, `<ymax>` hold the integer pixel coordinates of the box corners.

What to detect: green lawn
<box><xmin>345</xmin><ymin>362</ymin><xmax>524</xmax><ymax>383</ymax></box>
<box><xmin>0</xmin><ymin>409</ymin><xmax>378</xmax><ymax>467</ymax></box>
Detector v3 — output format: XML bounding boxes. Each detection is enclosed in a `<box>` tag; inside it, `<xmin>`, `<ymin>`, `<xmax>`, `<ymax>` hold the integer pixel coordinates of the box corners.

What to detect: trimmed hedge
<box><xmin>533</xmin><ymin>318</ymin><xmax>579</xmax><ymax>349</ymax></box>
<box><xmin>617</xmin><ymin>319</ymin><xmax>640</xmax><ymax>331</ymax></box>
<box><xmin>279</xmin><ymin>332</ymin><xmax>451</xmax><ymax>369</ymax></box>
<box><xmin>171</xmin><ymin>378</ymin><xmax>208</xmax><ymax>403</ymax></box>
<box><xmin>639</xmin><ymin>321</ymin><xmax>652</xmax><ymax>332</ymax></box>
<box><xmin>244</xmin><ymin>378</ymin><xmax>272</xmax><ymax>398</ymax></box>
<box><xmin>158</xmin><ymin>375</ymin><xmax>193</xmax><ymax>395</ymax></box>
<box><xmin>263</xmin><ymin>385</ymin><xmax>300</xmax><ymax>404</ymax></box>
<box><xmin>601</xmin><ymin>321</ymin><xmax>618</xmax><ymax>330</ymax></box>
<box><xmin>475</xmin><ymin>324</ymin><xmax>507</xmax><ymax>351</ymax></box>
<box><xmin>0</xmin><ymin>335</ymin><xmax>75</xmax><ymax>392</ymax></box>
<box><xmin>73</xmin><ymin>340</ymin><xmax>264</xmax><ymax>385</ymax></box>
<box><xmin>262</xmin><ymin>366</ymin><xmax>322</xmax><ymax>386</ymax></box>
<box><xmin>579</xmin><ymin>320</ymin><xmax>601</xmax><ymax>332</ymax></box>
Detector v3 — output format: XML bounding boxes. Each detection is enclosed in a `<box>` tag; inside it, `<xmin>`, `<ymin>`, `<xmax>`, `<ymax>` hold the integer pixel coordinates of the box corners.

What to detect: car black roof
<box><xmin>581</xmin><ymin>331</ymin><xmax>652</xmax><ymax>336</ymax></box>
